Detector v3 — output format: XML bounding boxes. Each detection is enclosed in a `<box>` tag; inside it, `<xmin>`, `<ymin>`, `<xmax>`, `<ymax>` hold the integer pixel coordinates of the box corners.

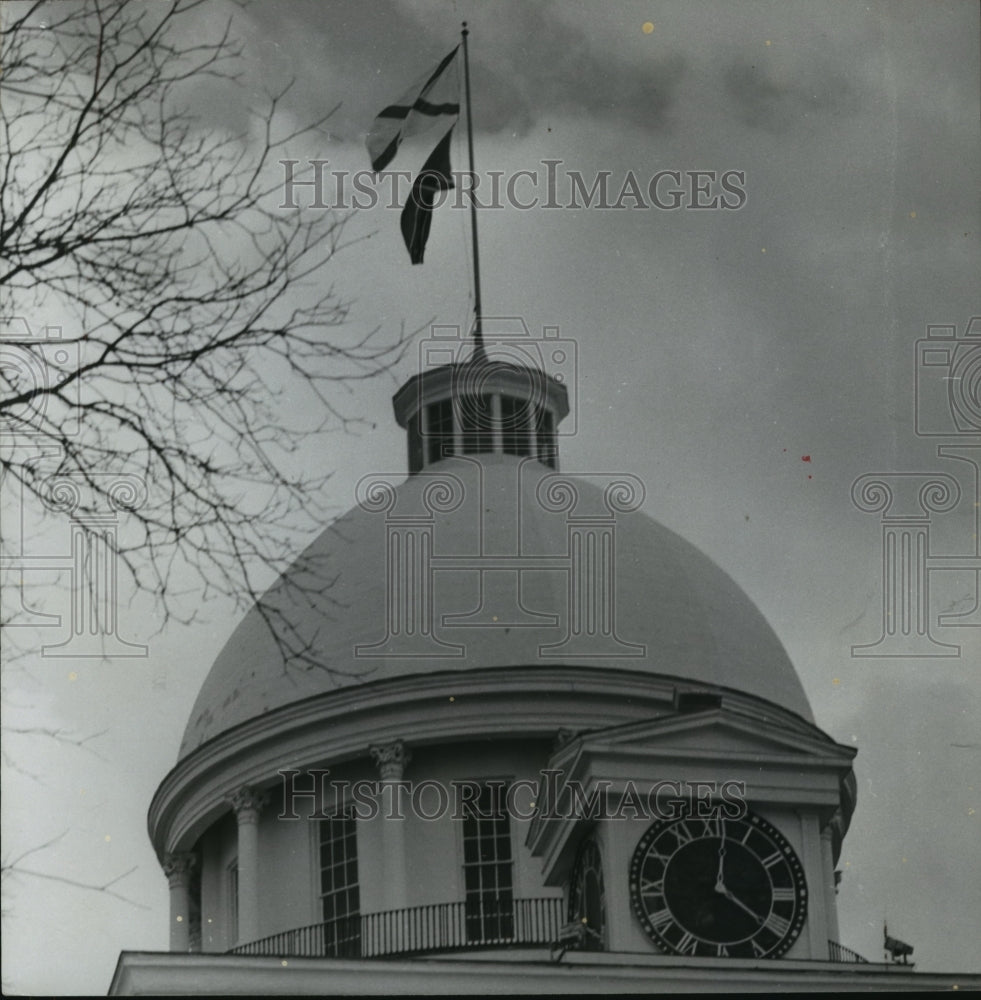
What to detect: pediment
<box><xmin>555</xmin><ymin>706</ymin><xmax>856</xmax><ymax>767</ymax></box>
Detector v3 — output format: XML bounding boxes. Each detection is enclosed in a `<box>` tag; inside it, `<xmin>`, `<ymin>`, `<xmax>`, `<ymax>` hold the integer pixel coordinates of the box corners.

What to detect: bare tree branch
<box><xmin>0</xmin><ymin>0</ymin><xmax>412</xmax><ymax>671</ymax></box>
<box><xmin>2</xmin><ymin>862</ymin><xmax>148</xmax><ymax>911</ymax></box>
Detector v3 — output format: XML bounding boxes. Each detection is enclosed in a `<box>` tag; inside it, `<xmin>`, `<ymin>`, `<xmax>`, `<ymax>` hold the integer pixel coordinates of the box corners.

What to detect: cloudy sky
<box><xmin>2</xmin><ymin>0</ymin><xmax>979</xmax><ymax>993</ymax></box>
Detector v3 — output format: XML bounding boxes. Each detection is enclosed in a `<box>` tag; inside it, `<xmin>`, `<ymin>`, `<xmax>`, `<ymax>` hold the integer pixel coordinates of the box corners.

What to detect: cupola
<box><xmin>392</xmin><ymin>320</ymin><xmax>571</xmax><ymax>473</ymax></box>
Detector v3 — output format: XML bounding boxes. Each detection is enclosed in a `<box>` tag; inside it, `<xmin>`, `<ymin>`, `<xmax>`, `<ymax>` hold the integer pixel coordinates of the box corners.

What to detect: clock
<box><xmin>629</xmin><ymin>811</ymin><xmax>808</xmax><ymax>958</ymax></box>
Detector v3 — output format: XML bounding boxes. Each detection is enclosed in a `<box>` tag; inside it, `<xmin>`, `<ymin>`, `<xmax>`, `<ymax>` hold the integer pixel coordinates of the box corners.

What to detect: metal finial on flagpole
<box><xmin>461</xmin><ymin>21</ymin><xmax>484</xmax><ymax>360</ymax></box>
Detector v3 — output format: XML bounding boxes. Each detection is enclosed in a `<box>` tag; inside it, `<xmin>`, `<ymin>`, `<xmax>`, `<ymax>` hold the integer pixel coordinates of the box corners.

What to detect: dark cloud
<box><xmin>724</xmin><ymin>57</ymin><xmax>857</xmax><ymax>132</ymax></box>
<box><xmin>233</xmin><ymin>0</ymin><xmax>685</xmax><ymax>140</ymax></box>
<box><xmin>466</xmin><ymin>6</ymin><xmax>687</xmax><ymax>137</ymax></box>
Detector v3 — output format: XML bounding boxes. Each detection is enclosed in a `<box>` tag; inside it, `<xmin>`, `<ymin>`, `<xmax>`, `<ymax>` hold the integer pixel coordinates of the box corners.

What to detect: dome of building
<box><xmin>135</xmin><ymin>353</ymin><xmax>882</xmax><ymax>995</ymax></box>
<box><xmin>180</xmin><ymin>450</ymin><xmax>813</xmax><ymax>759</ymax></box>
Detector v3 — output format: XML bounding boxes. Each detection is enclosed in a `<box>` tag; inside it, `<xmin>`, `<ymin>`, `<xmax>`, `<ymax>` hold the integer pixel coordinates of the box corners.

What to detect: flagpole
<box><xmin>461</xmin><ymin>22</ymin><xmax>484</xmax><ymax>358</ymax></box>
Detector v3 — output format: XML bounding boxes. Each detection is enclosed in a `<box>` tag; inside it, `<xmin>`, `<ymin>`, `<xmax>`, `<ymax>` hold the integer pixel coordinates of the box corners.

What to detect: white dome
<box><xmin>180</xmin><ymin>454</ymin><xmax>813</xmax><ymax>759</ymax></box>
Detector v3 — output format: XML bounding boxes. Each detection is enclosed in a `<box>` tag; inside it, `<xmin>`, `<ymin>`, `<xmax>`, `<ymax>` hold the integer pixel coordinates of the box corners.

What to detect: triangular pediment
<box><xmin>553</xmin><ymin>705</ymin><xmax>856</xmax><ymax>767</ymax></box>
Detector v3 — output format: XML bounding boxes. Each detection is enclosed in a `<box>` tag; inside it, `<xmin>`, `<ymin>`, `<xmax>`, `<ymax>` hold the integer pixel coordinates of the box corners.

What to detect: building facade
<box><xmin>112</xmin><ymin>325</ymin><xmax>977</xmax><ymax>992</ymax></box>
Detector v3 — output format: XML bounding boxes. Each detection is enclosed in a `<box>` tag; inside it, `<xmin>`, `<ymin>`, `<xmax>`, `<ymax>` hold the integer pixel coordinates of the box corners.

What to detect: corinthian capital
<box><xmin>370</xmin><ymin>739</ymin><xmax>411</xmax><ymax>780</ymax></box>
<box><xmin>163</xmin><ymin>851</ymin><xmax>197</xmax><ymax>888</ymax></box>
<box><xmin>231</xmin><ymin>786</ymin><xmax>268</xmax><ymax>824</ymax></box>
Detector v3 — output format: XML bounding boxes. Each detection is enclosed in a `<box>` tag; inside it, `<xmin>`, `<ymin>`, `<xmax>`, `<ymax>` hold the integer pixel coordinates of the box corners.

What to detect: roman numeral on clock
<box><xmin>640</xmin><ymin>877</ymin><xmax>664</xmax><ymax>896</ymax></box>
<box><xmin>649</xmin><ymin>908</ymin><xmax>674</xmax><ymax>932</ymax></box>
<box><xmin>701</xmin><ymin>815</ymin><xmax>722</xmax><ymax>838</ymax></box>
<box><xmin>761</xmin><ymin>850</ymin><xmax>784</xmax><ymax>869</ymax></box>
<box><xmin>764</xmin><ymin>912</ymin><xmax>791</xmax><ymax>937</ymax></box>
<box><xmin>672</xmin><ymin>821</ymin><xmax>694</xmax><ymax>846</ymax></box>
<box><xmin>676</xmin><ymin>931</ymin><xmax>698</xmax><ymax>955</ymax></box>
<box><xmin>771</xmin><ymin>887</ymin><xmax>796</xmax><ymax>903</ymax></box>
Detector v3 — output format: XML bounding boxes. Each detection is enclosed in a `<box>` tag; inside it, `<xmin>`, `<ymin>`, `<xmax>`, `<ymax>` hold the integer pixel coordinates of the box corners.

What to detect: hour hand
<box><xmin>715</xmin><ymin>884</ymin><xmax>764</xmax><ymax>924</ymax></box>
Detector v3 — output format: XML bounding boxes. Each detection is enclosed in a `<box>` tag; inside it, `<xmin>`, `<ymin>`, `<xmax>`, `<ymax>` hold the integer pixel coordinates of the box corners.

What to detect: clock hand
<box><xmin>715</xmin><ymin>844</ymin><xmax>726</xmax><ymax>890</ymax></box>
<box><xmin>715</xmin><ymin>884</ymin><xmax>765</xmax><ymax>924</ymax></box>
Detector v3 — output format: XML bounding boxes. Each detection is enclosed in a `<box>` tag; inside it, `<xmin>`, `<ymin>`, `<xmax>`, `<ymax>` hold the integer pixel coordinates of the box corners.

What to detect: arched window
<box><xmin>568</xmin><ymin>838</ymin><xmax>606</xmax><ymax>950</ymax></box>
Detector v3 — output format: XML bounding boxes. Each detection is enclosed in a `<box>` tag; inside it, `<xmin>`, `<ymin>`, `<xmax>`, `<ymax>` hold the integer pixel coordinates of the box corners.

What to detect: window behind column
<box><xmin>187</xmin><ymin>852</ymin><xmax>202</xmax><ymax>952</ymax></box>
<box><xmin>319</xmin><ymin>811</ymin><xmax>360</xmax><ymax>957</ymax></box>
<box><xmin>426</xmin><ymin>399</ymin><xmax>454</xmax><ymax>465</ymax></box>
<box><xmin>500</xmin><ymin>396</ymin><xmax>532</xmax><ymax>456</ymax></box>
<box><xmin>535</xmin><ymin>406</ymin><xmax>556</xmax><ymax>468</ymax></box>
<box><xmin>460</xmin><ymin>394</ymin><xmax>494</xmax><ymax>454</ymax></box>
<box><xmin>462</xmin><ymin>784</ymin><xmax>514</xmax><ymax>943</ymax></box>
<box><xmin>407</xmin><ymin>410</ymin><xmax>424</xmax><ymax>473</ymax></box>
<box><xmin>227</xmin><ymin>859</ymin><xmax>239</xmax><ymax>946</ymax></box>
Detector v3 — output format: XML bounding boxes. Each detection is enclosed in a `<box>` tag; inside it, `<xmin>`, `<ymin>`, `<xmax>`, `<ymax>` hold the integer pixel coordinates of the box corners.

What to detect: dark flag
<box><xmin>400</xmin><ymin>126</ymin><xmax>455</xmax><ymax>265</ymax></box>
<box><xmin>366</xmin><ymin>47</ymin><xmax>460</xmax><ymax>173</ymax></box>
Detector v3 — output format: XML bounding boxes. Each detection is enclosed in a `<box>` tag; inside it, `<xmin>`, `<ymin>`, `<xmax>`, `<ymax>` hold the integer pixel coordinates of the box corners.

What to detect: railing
<box><xmin>230</xmin><ymin>897</ymin><xmax>565</xmax><ymax>960</ymax></box>
<box><xmin>828</xmin><ymin>940</ymin><xmax>869</xmax><ymax>963</ymax></box>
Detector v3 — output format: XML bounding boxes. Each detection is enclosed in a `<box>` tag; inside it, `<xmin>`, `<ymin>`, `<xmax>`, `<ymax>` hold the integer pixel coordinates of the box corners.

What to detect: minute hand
<box><xmin>715</xmin><ymin>884</ymin><xmax>764</xmax><ymax>924</ymax></box>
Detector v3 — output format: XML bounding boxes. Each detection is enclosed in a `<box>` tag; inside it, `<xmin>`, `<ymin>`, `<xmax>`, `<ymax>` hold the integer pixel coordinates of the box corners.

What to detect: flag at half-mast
<box><xmin>366</xmin><ymin>47</ymin><xmax>460</xmax><ymax>264</ymax></box>
<box><xmin>366</xmin><ymin>47</ymin><xmax>460</xmax><ymax>172</ymax></box>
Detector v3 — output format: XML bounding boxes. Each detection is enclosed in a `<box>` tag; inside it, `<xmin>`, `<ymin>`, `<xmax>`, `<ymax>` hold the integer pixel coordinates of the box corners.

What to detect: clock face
<box><xmin>629</xmin><ymin>811</ymin><xmax>808</xmax><ymax>958</ymax></box>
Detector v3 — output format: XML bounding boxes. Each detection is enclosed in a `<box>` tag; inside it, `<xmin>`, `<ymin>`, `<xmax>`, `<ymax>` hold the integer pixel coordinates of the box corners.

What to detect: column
<box><xmin>370</xmin><ymin>740</ymin><xmax>411</xmax><ymax>918</ymax></box>
<box><xmin>163</xmin><ymin>852</ymin><xmax>197</xmax><ymax>952</ymax></box>
<box><xmin>798</xmin><ymin>810</ymin><xmax>828</xmax><ymax>960</ymax></box>
<box><xmin>231</xmin><ymin>787</ymin><xmax>267</xmax><ymax>946</ymax></box>
<box><xmin>598</xmin><ymin>823</ymin><xmax>633</xmax><ymax>952</ymax></box>
<box><xmin>820</xmin><ymin>826</ymin><xmax>840</xmax><ymax>945</ymax></box>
